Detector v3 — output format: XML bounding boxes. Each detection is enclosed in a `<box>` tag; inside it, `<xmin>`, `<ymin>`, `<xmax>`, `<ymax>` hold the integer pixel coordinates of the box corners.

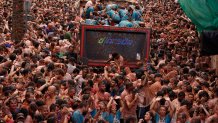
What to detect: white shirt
<box><xmin>67</xmin><ymin>63</ymin><xmax>76</xmax><ymax>74</ymax></box>
<box><xmin>85</xmin><ymin>1</ymin><xmax>93</xmax><ymax>10</ymax></box>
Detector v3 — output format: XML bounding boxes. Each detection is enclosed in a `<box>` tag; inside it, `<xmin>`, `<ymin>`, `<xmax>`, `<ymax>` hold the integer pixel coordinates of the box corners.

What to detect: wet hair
<box><xmin>156</xmin><ymin>91</ymin><xmax>164</xmax><ymax>97</ymax></box>
<box><xmin>178</xmin><ymin>91</ymin><xmax>185</xmax><ymax>98</ymax></box>
<box><xmin>135</xmin><ymin>69</ymin><xmax>144</xmax><ymax>79</ymax></box>
<box><xmin>126</xmin><ymin>116</ymin><xmax>137</xmax><ymax>123</ymax></box>
<box><xmin>19</xmin><ymin>108</ymin><xmax>29</xmax><ymax>118</ymax></box>
<box><xmin>32</xmin><ymin>41</ymin><xmax>40</xmax><ymax>48</ymax></box>
<box><xmin>36</xmin><ymin>79</ymin><xmax>46</xmax><ymax>86</ymax></box>
<box><xmin>98</xmin><ymin>120</ymin><xmax>107</xmax><ymax>123</ymax></box>
<box><xmin>54</xmin><ymin>68</ymin><xmax>65</xmax><ymax>76</ymax></box>
<box><xmin>201</xmin><ymin>82</ymin><xmax>209</xmax><ymax>88</ymax></box>
<box><xmin>73</xmin><ymin>68</ymin><xmax>80</xmax><ymax>74</ymax></box>
<box><xmin>72</xmin><ymin>101</ymin><xmax>79</xmax><ymax>110</ymax></box>
<box><xmin>82</xmin><ymin>94</ymin><xmax>90</xmax><ymax>101</ymax></box>
<box><xmin>186</xmin><ymin>85</ymin><xmax>192</xmax><ymax>93</ymax></box>
<box><xmin>214</xmin><ymin>87</ymin><xmax>218</xmax><ymax>97</ymax></box>
<box><xmin>179</xmin><ymin>112</ymin><xmax>188</xmax><ymax>120</ymax></box>
<box><xmin>78</xmin><ymin>102</ymin><xmax>87</xmax><ymax>109</ymax></box>
<box><xmin>36</xmin><ymin>100</ymin><xmax>45</xmax><ymax>107</ymax></box>
<box><xmin>67</xmin><ymin>80</ymin><xmax>76</xmax><ymax>88</ymax></box>
<box><xmin>161</xmin><ymin>79</ymin><xmax>169</xmax><ymax>85</ymax></box>
<box><xmin>47</xmin><ymin>113</ymin><xmax>56</xmax><ymax>123</ymax></box>
<box><xmin>194</xmin><ymin>86</ymin><xmax>201</xmax><ymax>94</ymax></box>
<box><xmin>125</xmin><ymin>82</ymin><xmax>133</xmax><ymax>91</ymax></box>
<box><xmin>210</xmin><ymin>117</ymin><xmax>218</xmax><ymax>123</ymax></box>
<box><xmin>34</xmin><ymin>114</ymin><xmax>44</xmax><ymax>123</ymax></box>
<box><xmin>0</xmin><ymin>56</ymin><xmax>5</xmax><ymax>63</ymax></box>
<box><xmin>0</xmin><ymin>68</ymin><xmax>7</xmax><ymax>76</ymax></box>
<box><xmin>27</xmin><ymin>82</ymin><xmax>35</xmax><ymax>88</ymax></box>
<box><xmin>181</xmin><ymin>100</ymin><xmax>192</xmax><ymax>110</ymax></box>
<box><xmin>50</xmin><ymin>104</ymin><xmax>57</xmax><ymax>112</ymax></box>
<box><xmin>112</xmin><ymin>53</ymin><xmax>120</xmax><ymax>60</ymax></box>
<box><xmin>198</xmin><ymin>91</ymin><xmax>209</xmax><ymax>100</ymax></box>
<box><xmin>56</xmin><ymin>99</ymin><xmax>67</xmax><ymax>107</ymax></box>
<box><xmin>29</xmin><ymin>103</ymin><xmax>38</xmax><ymax>113</ymax></box>
<box><xmin>189</xmin><ymin>70</ymin><xmax>197</xmax><ymax>77</ymax></box>
<box><xmin>190</xmin><ymin>117</ymin><xmax>201</xmax><ymax>123</ymax></box>
<box><xmin>87</xmin><ymin>80</ymin><xmax>94</xmax><ymax>87</ymax></box>
<box><xmin>8</xmin><ymin>97</ymin><xmax>18</xmax><ymax>104</ymax></box>
<box><xmin>47</xmin><ymin>63</ymin><xmax>55</xmax><ymax>72</ymax></box>
<box><xmin>159</xmin><ymin>98</ymin><xmax>166</xmax><ymax>106</ymax></box>
<box><xmin>158</xmin><ymin>105</ymin><xmax>168</xmax><ymax>113</ymax></box>
<box><xmin>9</xmin><ymin>53</ymin><xmax>16</xmax><ymax>61</ymax></box>
<box><xmin>198</xmin><ymin>107</ymin><xmax>206</xmax><ymax>115</ymax></box>
<box><xmin>183</xmin><ymin>67</ymin><xmax>189</xmax><ymax>74</ymax></box>
<box><xmin>20</xmin><ymin>69</ymin><xmax>30</xmax><ymax>76</ymax></box>
<box><xmin>161</xmin><ymin>87</ymin><xmax>169</xmax><ymax>95</ymax></box>
<box><xmin>169</xmin><ymin>91</ymin><xmax>177</xmax><ymax>101</ymax></box>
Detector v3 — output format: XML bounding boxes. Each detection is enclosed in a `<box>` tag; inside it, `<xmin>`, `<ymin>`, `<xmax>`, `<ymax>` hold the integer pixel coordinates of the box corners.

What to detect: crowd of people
<box><xmin>0</xmin><ymin>0</ymin><xmax>218</xmax><ymax>123</ymax></box>
<box><xmin>81</xmin><ymin>0</ymin><xmax>144</xmax><ymax>27</ymax></box>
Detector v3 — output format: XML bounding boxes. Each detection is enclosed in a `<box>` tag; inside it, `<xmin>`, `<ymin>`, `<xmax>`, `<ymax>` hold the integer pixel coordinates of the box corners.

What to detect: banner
<box><xmin>179</xmin><ymin>0</ymin><xmax>218</xmax><ymax>31</ymax></box>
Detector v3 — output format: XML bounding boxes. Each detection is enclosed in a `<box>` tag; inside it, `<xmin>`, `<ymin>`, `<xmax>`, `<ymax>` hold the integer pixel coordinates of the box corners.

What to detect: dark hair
<box><xmin>72</xmin><ymin>101</ymin><xmax>79</xmax><ymax>110</ymax></box>
<box><xmin>181</xmin><ymin>100</ymin><xmax>192</xmax><ymax>110</ymax></box>
<box><xmin>159</xmin><ymin>105</ymin><xmax>168</xmax><ymax>113</ymax></box>
<box><xmin>146</xmin><ymin>111</ymin><xmax>155</xmax><ymax>122</ymax></box>
<box><xmin>182</xmin><ymin>67</ymin><xmax>189</xmax><ymax>74</ymax></box>
<box><xmin>161</xmin><ymin>80</ymin><xmax>169</xmax><ymax>85</ymax></box>
<box><xmin>159</xmin><ymin>98</ymin><xmax>166</xmax><ymax>106</ymax></box>
<box><xmin>154</xmin><ymin>73</ymin><xmax>162</xmax><ymax>78</ymax></box>
<box><xmin>98</xmin><ymin>120</ymin><xmax>107</xmax><ymax>123</ymax></box>
<box><xmin>186</xmin><ymin>85</ymin><xmax>192</xmax><ymax>93</ymax></box>
<box><xmin>0</xmin><ymin>56</ymin><xmax>5</xmax><ymax>63</ymax></box>
<box><xmin>161</xmin><ymin>87</ymin><xmax>169</xmax><ymax>95</ymax></box>
<box><xmin>112</xmin><ymin>53</ymin><xmax>120</xmax><ymax>60</ymax></box>
<box><xmin>29</xmin><ymin>103</ymin><xmax>38</xmax><ymax>113</ymax></box>
<box><xmin>21</xmin><ymin>69</ymin><xmax>30</xmax><ymax>76</ymax></box>
<box><xmin>126</xmin><ymin>116</ymin><xmax>137</xmax><ymax>123</ymax></box>
<box><xmin>190</xmin><ymin>117</ymin><xmax>201</xmax><ymax>123</ymax></box>
<box><xmin>36</xmin><ymin>100</ymin><xmax>45</xmax><ymax>107</ymax></box>
<box><xmin>47</xmin><ymin>63</ymin><xmax>55</xmax><ymax>72</ymax></box>
<box><xmin>36</xmin><ymin>79</ymin><xmax>46</xmax><ymax>86</ymax></box>
<box><xmin>201</xmin><ymin>82</ymin><xmax>209</xmax><ymax>88</ymax></box>
<box><xmin>54</xmin><ymin>68</ymin><xmax>65</xmax><ymax>76</ymax></box>
<box><xmin>50</xmin><ymin>104</ymin><xmax>57</xmax><ymax>112</ymax></box>
<box><xmin>0</xmin><ymin>69</ymin><xmax>7</xmax><ymax>76</ymax></box>
<box><xmin>9</xmin><ymin>53</ymin><xmax>16</xmax><ymax>61</ymax></box>
<box><xmin>56</xmin><ymin>99</ymin><xmax>67</xmax><ymax>107</ymax></box>
<box><xmin>156</xmin><ymin>91</ymin><xmax>164</xmax><ymax>97</ymax></box>
<box><xmin>67</xmin><ymin>80</ymin><xmax>75</xmax><ymax>87</ymax></box>
<box><xmin>19</xmin><ymin>108</ymin><xmax>29</xmax><ymax>118</ymax></box>
<box><xmin>47</xmin><ymin>113</ymin><xmax>56</xmax><ymax>123</ymax></box>
<box><xmin>125</xmin><ymin>82</ymin><xmax>133</xmax><ymax>91</ymax></box>
<box><xmin>169</xmin><ymin>91</ymin><xmax>177</xmax><ymax>101</ymax></box>
<box><xmin>178</xmin><ymin>91</ymin><xmax>185</xmax><ymax>98</ymax></box>
<box><xmin>8</xmin><ymin>97</ymin><xmax>18</xmax><ymax>104</ymax></box>
<box><xmin>198</xmin><ymin>91</ymin><xmax>209</xmax><ymax>100</ymax></box>
<box><xmin>34</xmin><ymin>114</ymin><xmax>44</xmax><ymax>123</ymax></box>
<box><xmin>78</xmin><ymin>102</ymin><xmax>87</xmax><ymax>108</ymax></box>
<box><xmin>189</xmin><ymin>70</ymin><xmax>197</xmax><ymax>77</ymax></box>
<box><xmin>13</xmin><ymin>48</ymin><xmax>22</xmax><ymax>55</ymax></box>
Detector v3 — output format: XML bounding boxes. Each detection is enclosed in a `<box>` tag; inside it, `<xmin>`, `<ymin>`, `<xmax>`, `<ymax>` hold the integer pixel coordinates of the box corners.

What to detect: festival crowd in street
<box><xmin>0</xmin><ymin>0</ymin><xmax>217</xmax><ymax>123</ymax></box>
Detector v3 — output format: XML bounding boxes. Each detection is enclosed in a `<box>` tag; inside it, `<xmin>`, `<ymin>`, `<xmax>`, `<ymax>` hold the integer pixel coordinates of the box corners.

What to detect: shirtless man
<box><xmin>45</xmin><ymin>85</ymin><xmax>57</xmax><ymax>106</ymax></box>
